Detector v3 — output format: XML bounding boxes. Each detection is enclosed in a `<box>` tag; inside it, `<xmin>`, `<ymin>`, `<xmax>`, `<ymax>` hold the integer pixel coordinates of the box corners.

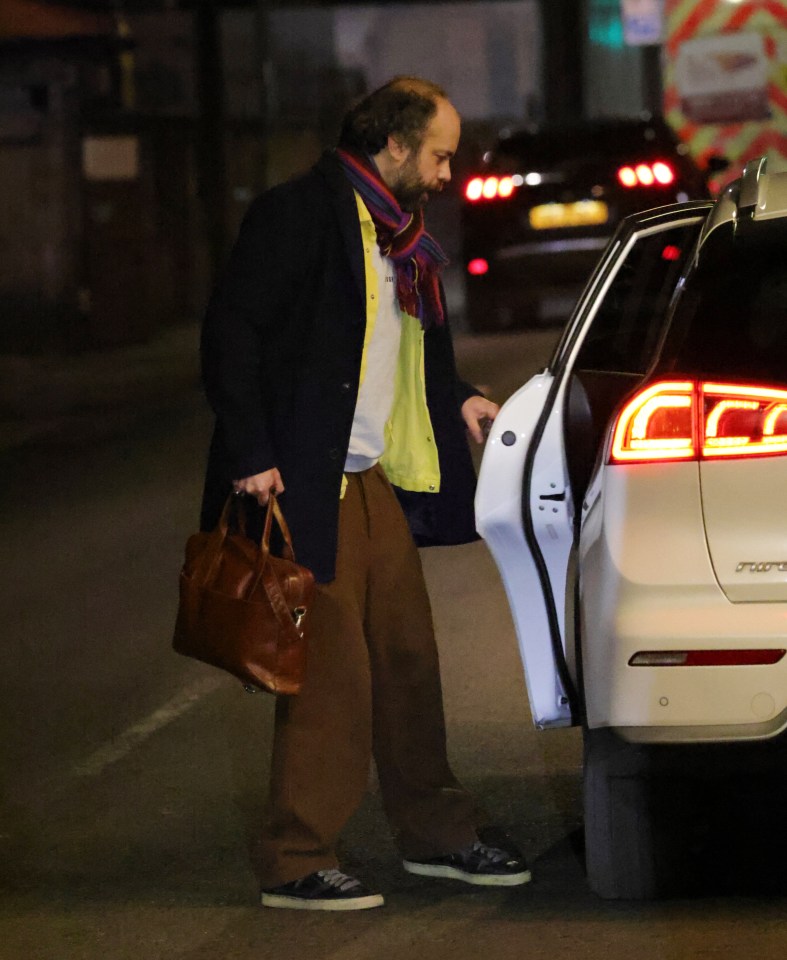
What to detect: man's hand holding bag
<box><xmin>173</xmin><ymin>493</ymin><xmax>314</xmax><ymax>694</ymax></box>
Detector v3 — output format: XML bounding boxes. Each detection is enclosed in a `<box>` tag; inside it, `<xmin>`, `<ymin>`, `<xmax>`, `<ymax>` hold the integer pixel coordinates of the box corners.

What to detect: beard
<box><xmin>391</xmin><ymin>155</ymin><xmax>440</xmax><ymax>212</ymax></box>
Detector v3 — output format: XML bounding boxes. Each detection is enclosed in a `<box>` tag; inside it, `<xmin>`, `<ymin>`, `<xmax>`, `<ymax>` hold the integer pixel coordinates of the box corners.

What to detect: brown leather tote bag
<box><xmin>173</xmin><ymin>493</ymin><xmax>314</xmax><ymax>694</ymax></box>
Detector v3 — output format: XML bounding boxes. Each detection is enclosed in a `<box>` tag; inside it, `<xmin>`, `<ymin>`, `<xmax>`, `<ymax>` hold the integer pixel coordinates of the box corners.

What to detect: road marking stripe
<box><xmin>71</xmin><ymin>674</ymin><xmax>223</xmax><ymax>779</ymax></box>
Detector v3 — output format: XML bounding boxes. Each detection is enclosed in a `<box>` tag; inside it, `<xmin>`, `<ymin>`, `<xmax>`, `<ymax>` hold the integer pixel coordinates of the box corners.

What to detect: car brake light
<box><xmin>636</xmin><ymin>163</ymin><xmax>654</xmax><ymax>186</ymax></box>
<box><xmin>610</xmin><ymin>381</ymin><xmax>695</xmax><ymax>462</ymax></box>
<box><xmin>497</xmin><ymin>176</ymin><xmax>515</xmax><ymax>198</ymax></box>
<box><xmin>652</xmin><ymin>162</ymin><xmax>675</xmax><ymax>185</ymax></box>
<box><xmin>464</xmin><ymin>176</ymin><xmax>520</xmax><ymax>202</ymax></box>
<box><xmin>466</xmin><ymin>177</ymin><xmax>484</xmax><ymax>201</ymax></box>
<box><xmin>702</xmin><ymin>383</ymin><xmax>787</xmax><ymax>457</ymax></box>
<box><xmin>617</xmin><ymin>161</ymin><xmax>676</xmax><ymax>188</ymax></box>
<box><xmin>478</xmin><ymin>177</ymin><xmax>495</xmax><ymax>199</ymax></box>
<box><xmin>467</xmin><ymin>258</ymin><xmax>489</xmax><ymax>276</ymax></box>
<box><xmin>629</xmin><ymin>649</ymin><xmax>786</xmax><ymax>666</ymax></box>
<box><xmin>609</xmin><ymin>381</ymin><xmax>787</xmax><ymax>464</ymax></box>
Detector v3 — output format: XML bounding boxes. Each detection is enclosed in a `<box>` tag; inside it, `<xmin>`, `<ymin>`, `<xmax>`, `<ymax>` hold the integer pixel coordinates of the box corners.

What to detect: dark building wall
<box><xmin>540</xmin><ymin>0</ymin><xmax>585</xmax><ymax>123</ymax></box>
<box><xmin>0</xmin><ymin>1</ymin><xmax>662</xmax><ymax>353</ymax></box>
<box><xmin>0</xmin><ymin>56</ymin><xmax>83</xmax><ymax>352</ymax></box>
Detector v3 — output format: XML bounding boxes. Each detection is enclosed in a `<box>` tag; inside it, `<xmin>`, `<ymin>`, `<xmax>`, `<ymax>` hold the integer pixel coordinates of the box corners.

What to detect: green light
<box><xmin>588</xmin><ymin>14</ymin><xmax>625</xmax><ymax>50</ymax></box>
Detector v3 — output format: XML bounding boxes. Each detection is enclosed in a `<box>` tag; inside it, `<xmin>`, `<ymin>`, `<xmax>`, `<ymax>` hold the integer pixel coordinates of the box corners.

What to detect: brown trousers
<box><xmin>259</xmin><ymin>465</ymin><xmax>482</xmax><ymax>887</ymax></box>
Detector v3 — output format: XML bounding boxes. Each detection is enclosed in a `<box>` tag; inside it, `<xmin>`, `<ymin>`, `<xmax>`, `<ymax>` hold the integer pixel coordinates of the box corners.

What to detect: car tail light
<box><xmin>482</xmin><ymin>177</ymin><xmax>500</xmax><ymax>199</ymax></box>
<box><xmin>465</xmin><ymin>176</ymin><xmax>519</xmax><ymax>202</ymax></box>
<box><xmin>467</xmin><ymin>258</ymin><xmax>489</xmax><ymax>276</ymax></box>
<box><xmin>466</xmin><ymin>177</ymin><xmax>484</xmax><ymax>201</ymax></box>
<box><xmin>609</xmin><ymin>381</ymin><xmax>787</xmax><ymax>464</ymax></box>
<box><xmin>617</xmin><ymin>161</ymin><xmax>676</xmax><ymax>188</ymax></box>
<box><xmin>652</xmin><ymin>162</ymin><xmax>675</xmax><ymax>184</ymax></box>
<box><xmin>497</xmin><ymin>177</ymin><xmax>515</xmax><ymax>198</ymax></box>
<box><xmin>610</xmin><ymin>381</ymin><xmax>695</xmax><ymax>462</ymax></box>
<box><xmin>629</xmin><ymin>649</ymin><xmax>786</xmax><ymax>667</ymax></box>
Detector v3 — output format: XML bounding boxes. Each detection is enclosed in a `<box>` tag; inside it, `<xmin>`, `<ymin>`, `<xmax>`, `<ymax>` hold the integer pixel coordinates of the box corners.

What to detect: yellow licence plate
<box><xmin>529</xmin><ymin>200</ymin><xmax>609</xmax><ymax>230</ymax></box>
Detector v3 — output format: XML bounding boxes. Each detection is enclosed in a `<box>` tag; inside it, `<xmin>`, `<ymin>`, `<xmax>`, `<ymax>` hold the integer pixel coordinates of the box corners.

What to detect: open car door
<box><xmin>475</xmin><ymin>201</ymin><xmax>713</xmax><ymax>729</ymax></box>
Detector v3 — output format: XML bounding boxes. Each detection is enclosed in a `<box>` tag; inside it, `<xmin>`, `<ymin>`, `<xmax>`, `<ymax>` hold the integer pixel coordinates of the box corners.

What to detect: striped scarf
<box><xmin>336</xmin><ymin>148</ymin><xmax>448</xmax><ymax>328</ymax></box>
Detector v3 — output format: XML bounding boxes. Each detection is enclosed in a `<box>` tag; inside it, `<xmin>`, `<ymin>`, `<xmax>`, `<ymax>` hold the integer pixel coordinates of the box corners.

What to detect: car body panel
<box><xmin>700</xmin><ymin>458</ymin><xmax>787</xmax><ymax>602</ymax></box>
<box><xmin>476</xmin><ymin>372</ymin><xmax>573</xmax><ymax>729</ymax></box>
<box><xmin>580</xmin><ymin>462</ymin><xmax>787</xmax><ymax>740</ymax></box>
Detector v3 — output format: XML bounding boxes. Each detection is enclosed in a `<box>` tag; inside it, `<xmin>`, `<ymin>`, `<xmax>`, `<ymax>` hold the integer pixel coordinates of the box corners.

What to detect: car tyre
<box><xmin>583</xmin><ymin>726</ymin><xmax>656</xmax><ymax>899</ymax></box>
<box><xmin>583</xmin><ymin>727</ymin><xmax>672</xmax><ymax>900</ymax></box>
<box><xmin>584</xmin><ymin>727</ymin><xmax>787</xmax><ymax>899</ymax></box>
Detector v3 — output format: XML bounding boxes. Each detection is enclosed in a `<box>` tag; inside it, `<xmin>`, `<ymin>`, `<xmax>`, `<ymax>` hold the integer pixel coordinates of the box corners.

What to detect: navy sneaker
<box><xmin>261</xmin><ymin>868</ymin><xmax>384</xmax><ymax>911</ymax></box>
<box><xmin>403</xmin><ymin>834</ymin><xmax>531</xmax><ymax>887</ymax></box>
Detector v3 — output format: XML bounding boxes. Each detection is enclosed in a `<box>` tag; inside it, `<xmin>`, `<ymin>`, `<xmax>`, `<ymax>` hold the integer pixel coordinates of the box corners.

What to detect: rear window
<box><xmin>493</xmin><ymin>120</ymin><xmax>680</xmax><ymax>167</ymax></box>
<box><xmin>571</xmin><ymin>222</ymin><xmax>703</xmax><ymax>376</ymax></box>
<box><xmin>658</xmin><ymin>221</ymin><xmax>787</xmax><ymax>385</ymax></box>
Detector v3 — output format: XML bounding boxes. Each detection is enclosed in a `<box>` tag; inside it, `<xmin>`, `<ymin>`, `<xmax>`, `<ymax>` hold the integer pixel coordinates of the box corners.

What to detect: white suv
<box><xmin>476</xmin><ymin>157</ymin><xmax>787</xmax><ymax>899</ymax></box>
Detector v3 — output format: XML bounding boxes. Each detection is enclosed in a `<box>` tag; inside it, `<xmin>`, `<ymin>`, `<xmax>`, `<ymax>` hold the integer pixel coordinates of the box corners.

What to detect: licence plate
<box><xmin>528</xmin><ymin>200</ymin><xmax>609</xmax><ymax>230</ymax></box>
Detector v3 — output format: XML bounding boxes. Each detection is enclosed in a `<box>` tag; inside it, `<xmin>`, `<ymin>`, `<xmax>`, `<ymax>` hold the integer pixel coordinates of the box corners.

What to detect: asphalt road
<box><xmin>2</xmin><ymin>329</ymin><xmax>787</xmax><ymax>960</ymax></box>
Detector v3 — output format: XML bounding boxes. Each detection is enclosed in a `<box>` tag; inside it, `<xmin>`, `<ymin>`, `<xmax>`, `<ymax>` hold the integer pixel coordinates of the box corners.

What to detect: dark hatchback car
<box><xmin>461</xmin><ymin>117</ymin><xmax>712</xmax><ymax>332</ymax></box>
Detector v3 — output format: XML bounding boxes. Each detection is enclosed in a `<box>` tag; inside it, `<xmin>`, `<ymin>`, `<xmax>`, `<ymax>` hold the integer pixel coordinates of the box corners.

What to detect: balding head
<box><xmin>339</xmin><ymin>76</ymin><xmax>453</xmax><ymax>156</ymax></box>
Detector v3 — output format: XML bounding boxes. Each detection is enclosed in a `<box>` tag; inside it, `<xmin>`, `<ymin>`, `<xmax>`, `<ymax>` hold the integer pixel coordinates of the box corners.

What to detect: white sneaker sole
<box><xmin>402</xmin><ymin>860</ymin><xmax>532</xmax><ymax>887</ymax></box>
<box><xmin>261</xmin><ymin>891</ymin><xmax>385</xmax><ymax>910</ymax></box>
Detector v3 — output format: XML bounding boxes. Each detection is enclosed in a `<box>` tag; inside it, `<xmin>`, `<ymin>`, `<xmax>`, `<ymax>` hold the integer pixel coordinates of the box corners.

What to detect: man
<box><xmin>200</xmin><ymin>76</ymin><xmax>530</xmax><ymax>911</ymax></box>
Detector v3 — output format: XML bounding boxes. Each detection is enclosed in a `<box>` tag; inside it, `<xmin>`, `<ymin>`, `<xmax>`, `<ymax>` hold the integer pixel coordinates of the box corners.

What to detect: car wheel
<box><xmin>582</xmin><ymin>726</ymin><xmax>703</xmax><ymax>899</ymax></box>
<box><xmin>583</xmin><ymin>726</ymin><xmax>659</xmax><ymax>898</ymax></box>
<box><xmin>584</xmin><ymin>727</ymin><xmax>787</xmax><ymax>899</ymax></box>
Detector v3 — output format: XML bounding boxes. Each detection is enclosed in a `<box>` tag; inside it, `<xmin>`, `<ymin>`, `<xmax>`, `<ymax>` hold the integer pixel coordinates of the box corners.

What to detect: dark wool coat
<box><xmin>200</xmin><ymin>151</ymin><xmax>480</xmax><ymax>583</ymax></box>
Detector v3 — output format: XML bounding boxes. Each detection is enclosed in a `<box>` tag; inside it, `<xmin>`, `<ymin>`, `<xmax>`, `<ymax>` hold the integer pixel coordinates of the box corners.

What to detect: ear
<box><xmin>386</xmin><ymin>134</ymin><xmax>411</xmax><ymax>164</ymax></box>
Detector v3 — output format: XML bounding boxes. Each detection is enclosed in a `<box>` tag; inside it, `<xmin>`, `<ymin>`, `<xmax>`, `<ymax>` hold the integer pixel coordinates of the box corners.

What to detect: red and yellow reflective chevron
<box><xmin>664</xmin><ymin>0</ymin><xmax>787</xmax><ymax>192</ymax></box>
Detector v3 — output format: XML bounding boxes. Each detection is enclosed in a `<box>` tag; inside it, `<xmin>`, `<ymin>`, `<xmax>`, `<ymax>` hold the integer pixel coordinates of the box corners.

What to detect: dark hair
<box><xmin>339</xmin><ymin>76</ymin><xmax>449</xmax><ymax>155</ymax></box>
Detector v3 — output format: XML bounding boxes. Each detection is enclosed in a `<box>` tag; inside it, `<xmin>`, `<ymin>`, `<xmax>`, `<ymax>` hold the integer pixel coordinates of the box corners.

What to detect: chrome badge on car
<box><xmin>735</xmin><ymin>561</ymin><xmax>787</xmax><ymax>573</ymax></box>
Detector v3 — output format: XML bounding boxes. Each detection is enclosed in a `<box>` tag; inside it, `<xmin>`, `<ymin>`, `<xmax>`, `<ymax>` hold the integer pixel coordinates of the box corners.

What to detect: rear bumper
<box><xmin>580</xmin><ymin>463</ymin><xmax>787</xmax><ymax>743</ymax></box>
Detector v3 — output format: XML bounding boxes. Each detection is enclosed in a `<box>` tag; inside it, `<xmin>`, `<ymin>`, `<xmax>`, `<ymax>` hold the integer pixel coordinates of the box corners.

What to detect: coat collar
<box><xmin>314</xmin><ymin>150</ymin><xmax>366</xmax><ymax>305</ymax></box>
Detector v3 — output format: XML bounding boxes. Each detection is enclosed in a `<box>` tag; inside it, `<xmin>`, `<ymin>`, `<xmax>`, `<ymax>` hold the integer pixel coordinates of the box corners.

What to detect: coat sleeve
<box><xmin>200</xmin><ymin>187</ymin><xmax>300</xmax><ymax>481</ymax></box>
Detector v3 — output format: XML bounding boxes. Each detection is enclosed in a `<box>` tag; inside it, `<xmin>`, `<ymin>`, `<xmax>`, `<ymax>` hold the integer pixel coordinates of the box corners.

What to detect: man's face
<box><xmin>391</xmin><ymin>98</ymin><xmax>461</xmax><ymax>212</ymax></box>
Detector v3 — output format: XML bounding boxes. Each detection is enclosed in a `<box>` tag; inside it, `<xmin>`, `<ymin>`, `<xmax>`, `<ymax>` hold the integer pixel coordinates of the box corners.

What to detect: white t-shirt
<box><xmin>344</xmin><ymin>244</ymin><xmax>401</xmax><ymax>472</ymax></box>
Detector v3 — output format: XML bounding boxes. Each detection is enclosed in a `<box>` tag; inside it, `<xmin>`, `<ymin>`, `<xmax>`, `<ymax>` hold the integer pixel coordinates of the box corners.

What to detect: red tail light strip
<box><xmin>610</xmin><ymin>381</ymin><xmax>787</xmax><ymax>463</ymax></box>
<box><xmin>466</xmin><ymin>160</ymin><xmax>676</xmax><ymax>202</ymax></box>
<box><xmin>465</xmin><ymin>176</ymin><xmax>518</xmax><ymax>201</ymax></box>
<box><xmin>610</xmin><ymin>381</ymin><xmax>695</xmax><ymax>462</ymax></box>
<box><xmin>617</xmin><ymin>161</ymin><xmax>675</xmax><ymax>189</ymax></box>
<box><xmin>629</xmin><ymin>649</ymin><xmax>786</xmax><ymax>667</ymax></box>
<box><xmin>703</xmin><ymin>383</ymin><xmax>787</xmax><ymax>457</ymax></box>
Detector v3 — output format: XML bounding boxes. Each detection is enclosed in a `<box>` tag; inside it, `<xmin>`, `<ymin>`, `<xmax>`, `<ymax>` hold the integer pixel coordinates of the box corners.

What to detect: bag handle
<box><xmin>208</xmin><ymin>491</ymin><xmax>296</xmax><ymax>553</ymax></box>
<box><xmin>194</xmin><ymin>494</ymin><xmax>243</xmax><ymax>585</ymax></box>
<box><xmin>260</xmin><ymin>493</ymin><xmax>296</xmax><ymax>562</ymax></box>
<box><xmin>198</xmin><ymin>493</ymin><xmax>299</xmax><ymax>598</ymax></box>
<box><xmin>255</xmin><ymin>494</ymin><xmax>308</xmax><ymax>645</ymax></box>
